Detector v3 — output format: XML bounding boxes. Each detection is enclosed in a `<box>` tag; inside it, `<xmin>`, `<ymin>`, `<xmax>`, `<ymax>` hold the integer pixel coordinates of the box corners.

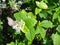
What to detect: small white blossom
<box><xmin>7</xmin><ymin>17</ymin><xmax>25</xmax><ymax>32</ymax></box>
<box><xmin>12</xmin><ymin>20</ymin><xmax>25</xmax><ymax>32</ymax></box>
<box><xmin>7</xmin><ymin>17</ymin><xmax>15</xmax><ymax>26</ymax></box>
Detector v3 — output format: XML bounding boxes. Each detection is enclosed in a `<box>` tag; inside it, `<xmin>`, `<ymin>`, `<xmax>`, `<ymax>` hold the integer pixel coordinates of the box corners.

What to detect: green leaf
<box><xmin>24</xmin><ymin>18</ymin><xmax>37</xmax><ymax>28</ymax></box>
<box><xmin>36</xmin><ymin>22</ymin><xmax>46</xmax><ymax>38</ymax></box>
<box><xmin>35</xmin><ymin>8</ymin><xmax>42</xmax><ymax>15</ymax></box>
<box><xmin>9</xmin><ymin>0</ymin><xmax>18</xmax><ymax>10</ymax></box>
<box><xmin>39</xmin><ymin>12</ymin><xmax>48</xmax><ymax>19</ymax></box>
<box><xmin>36</xmin><ymin>1</ymin><xmax>48</xmax><ymax>9</ymax></box>
<box><xmin>44</xmin><ymin>39</ymin><xmax>53</xmax><ymax>45</ymax></box>
<box><xmin>58</xmin><ymin>16</ymin><xmax>60</xmax><ymax>22</ymax></box>
<box><xmin>51</xmin><ymin>33</ymin><xmax>60</xmax><ymax>45</ymax></box>
<box><xmin>14</xmin><ymin>10</ymin><xmax>37</xmax><ymax>28</ymax></box>
<box><xmin>41</xmin><ymin>20</ymin><xmax>53</xmax><ymax>28</ymax></box>
<box><xmin>53</xmin><ymin>12</ymin><xmax>58</xmax><ymax>20</ymax></box>
<box><xmin>55</xmin><ymin>7</ymin><xmax>60</xmax><ymax>12</ymax></box>
<box><xmin>9</xmin><ymin>0</ymin><xmax>15</xmax><ymax>7</ymax></box>
<box><xmin>14</xmin><ymin>10</ymin><xmax>27</xmax><ymax>20</ymax></box>
<box><xmin>18</xmin><ymin>42</ymin><xmax>25</xmax><ymax>45</ymax></box>
<box><xmin>47</xmin><ymin>9</ymin><xmax>52</xmax><ymax>15</ymax></box>
<box><xmin>56</xmin><ymin>25</ymin><xmax>60</xmax><ymax>33</ymax></box>
<box><xmin>53</xmin><ymin>7</ymin><xmax>60</xmax><ymax>20</ymax></box>
<box><xmin>36</xmin><ymin>27</ymin><xmax>46</xmax><ymax>38</ymax></box>
<box><xmin>27</xmin><ymin>12</ymin><xmax>36</xmax><ymax>19</ymax></box>
<box><xmin>25</xmin><ymin>27</ymin><xmax>35</xmax><ymax>41</ymax></box>
<box><xmin>7</xmin><ymin>42</ymin><xmax>15</xmax><ymax>45</ymax></box>
<box><xmin>35</xmin><ymin>21</ymin><xmax>41</xmax><ymax>34</ymax></box>
<box><xmin>21</xmin><ymin>26</ymin><xmax>29</xmax><ymax>33</ymax></box>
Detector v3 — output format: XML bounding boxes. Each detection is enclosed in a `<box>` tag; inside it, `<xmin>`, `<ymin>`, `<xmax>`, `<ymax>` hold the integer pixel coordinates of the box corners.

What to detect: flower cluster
<box><xmin>7</xmin><ymin>17</ymin><xmax>25</xmax><ymax>32</ymax></box>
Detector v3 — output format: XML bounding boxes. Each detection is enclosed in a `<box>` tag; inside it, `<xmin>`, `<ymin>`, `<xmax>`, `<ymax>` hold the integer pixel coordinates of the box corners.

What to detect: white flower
<box><xmin>12</xmin><ymin>20</ymin><xmax>25</xmax><ymax>32</ymax></box>
<box><xmin>7</xmin><ymin>17</ymin><xmax>15</xmax><ymax>26</ymax></box>
<box><xmin>12</xmin><ymin>23</ymin><xmax>21</xmax><ymax>32</ymax></box>
<box><xmin>7</xmin><ymin>17</ymin><xmax>25</xmax><ymax>32</ymax></box>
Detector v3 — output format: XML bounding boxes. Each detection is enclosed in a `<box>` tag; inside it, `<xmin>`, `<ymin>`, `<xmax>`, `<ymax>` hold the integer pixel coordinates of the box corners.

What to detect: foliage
<box><xmin>0</xmin><ymin>0</ymin><xmax>60</xmax><ymax>45</ymax></box>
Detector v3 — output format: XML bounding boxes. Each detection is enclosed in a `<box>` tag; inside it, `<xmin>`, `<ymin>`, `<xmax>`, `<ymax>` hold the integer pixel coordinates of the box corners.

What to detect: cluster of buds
<box><xmin>9</xmin><ymin>0</ymin><xmax>23</xmax><ymax>10</ymax></box>
<box><xmin>7</xmin><ymin>17</ymin><xmax>25</xmax><ymax>32</ymax></box>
